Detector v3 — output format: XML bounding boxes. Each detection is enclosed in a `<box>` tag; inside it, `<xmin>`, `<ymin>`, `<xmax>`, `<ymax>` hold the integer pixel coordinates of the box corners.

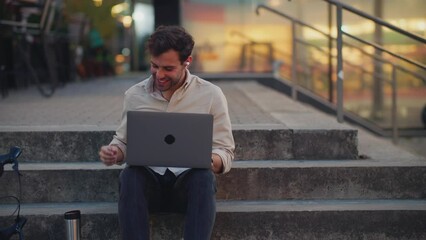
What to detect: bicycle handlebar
<box><xmin>0</xmin><ymin>146</ymin><xmax>22</xmax><ymax>165</ymax></box>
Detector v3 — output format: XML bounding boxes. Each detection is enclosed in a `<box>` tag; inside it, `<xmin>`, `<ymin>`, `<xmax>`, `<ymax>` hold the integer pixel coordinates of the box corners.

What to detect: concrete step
<box><xmin>1</xmin><ymin>161</ymin><xmax>425</xmax><ymax>203</ymax></box>
<box><xmin>0</xmin><ymin>127</ymin><xmax>358</xmax><ymax>162</ymax></box>
<box><xmin>0</xmin><ymin>200</ymin><xmax>425</xmax><ymax>240</ymax></box>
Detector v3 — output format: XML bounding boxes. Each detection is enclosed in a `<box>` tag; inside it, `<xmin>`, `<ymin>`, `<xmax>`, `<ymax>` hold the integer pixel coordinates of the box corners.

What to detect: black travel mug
<box><xmin>64</xmin><ymin>210</ymin><xmax>81</xmax><ymax>240</ymax></box>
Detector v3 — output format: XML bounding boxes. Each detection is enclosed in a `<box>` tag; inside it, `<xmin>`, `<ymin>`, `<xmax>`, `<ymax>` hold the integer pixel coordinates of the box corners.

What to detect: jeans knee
<box><xmin>186</xmin><ymin>169</ymin><xmax>216</xmax><ymax>193</ymax></box>
<box><xmin>119</xmin><ymin>166</ymin><xmax>152</xmax><ymax>197</ymax></box>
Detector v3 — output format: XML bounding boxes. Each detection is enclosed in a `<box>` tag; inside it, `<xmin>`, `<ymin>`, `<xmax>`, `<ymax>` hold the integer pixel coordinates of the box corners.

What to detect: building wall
<box><xmin>180</xmin><ymin>0</ymin><xmax>426</xmax><ymax>73</ymax></box>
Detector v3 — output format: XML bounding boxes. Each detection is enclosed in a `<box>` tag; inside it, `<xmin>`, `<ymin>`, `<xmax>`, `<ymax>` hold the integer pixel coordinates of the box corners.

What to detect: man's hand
<box><xmin>99</xmin><ymin>145</ymin><xmax>123</xmax><ymax>166</ymax></box>
<box><xmin>211</xmin><ymin>153</ymin><xmax>223</xmax><ymax>174</ymax></box>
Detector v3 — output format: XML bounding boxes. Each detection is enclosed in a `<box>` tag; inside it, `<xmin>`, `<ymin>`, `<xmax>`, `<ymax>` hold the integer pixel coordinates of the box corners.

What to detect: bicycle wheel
<box><xmin>14</xmin><ymin>35</ymin><xmax>55</xmax><ymax>97</ymax></box>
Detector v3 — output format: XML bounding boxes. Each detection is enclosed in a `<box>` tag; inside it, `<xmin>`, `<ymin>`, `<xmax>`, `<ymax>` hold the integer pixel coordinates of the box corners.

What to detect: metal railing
<box><xmin>256</xmin><ymin>2</ymin><xmax>426</xmax><ymax>143</ymax></box>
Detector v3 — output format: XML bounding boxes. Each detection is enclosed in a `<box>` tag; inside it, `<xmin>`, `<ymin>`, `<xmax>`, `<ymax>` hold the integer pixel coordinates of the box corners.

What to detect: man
<box><xmin>99</xmin><ymin>25</ymin><xmax>235</xmax><ymax>240</ymax></box>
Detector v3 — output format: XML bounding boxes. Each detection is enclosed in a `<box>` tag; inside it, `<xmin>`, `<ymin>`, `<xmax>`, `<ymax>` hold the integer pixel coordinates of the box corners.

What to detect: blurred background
<box><xmin>0</xmin><ymin>0</ymin><xmax>425</xmax><ymax>141</ymax></box>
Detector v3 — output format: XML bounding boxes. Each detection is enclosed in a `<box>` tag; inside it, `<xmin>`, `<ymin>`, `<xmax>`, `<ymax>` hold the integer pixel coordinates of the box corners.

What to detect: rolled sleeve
<box><xmin>109</xmin><ymin>95</ymin><xmax>129</xmax><ymax>161</ymax></box>
<box><xmin>212</xmin><ymin>148</ymin><xmax>234</xmax><ymax>174</ymax></box>
<box><xmin>211</xmin><ymin>87</ymin><xmax>235</xmax><ymax>174</ymax></box>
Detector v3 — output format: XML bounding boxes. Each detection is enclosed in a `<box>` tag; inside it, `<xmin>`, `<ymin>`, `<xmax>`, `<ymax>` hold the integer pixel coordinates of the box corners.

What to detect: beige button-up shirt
<box><xmin>110</xmin><ymin>71</ymin><xmax>235</xmax><ymax>175</ymax></box>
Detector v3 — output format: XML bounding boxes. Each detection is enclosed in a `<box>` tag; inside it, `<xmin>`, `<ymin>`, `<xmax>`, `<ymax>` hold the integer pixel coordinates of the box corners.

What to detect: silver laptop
<box><xmin>126</xmin><ymin>111</ymin><xmax>213</xmax><ymax>168</ymax></box>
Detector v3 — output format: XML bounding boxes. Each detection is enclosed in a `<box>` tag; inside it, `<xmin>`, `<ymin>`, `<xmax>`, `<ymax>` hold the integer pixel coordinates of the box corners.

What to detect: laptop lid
<box><xmin>126</xmin><ymin>111</ymin><xmax>213</xmax><ymax>168</ymax></box>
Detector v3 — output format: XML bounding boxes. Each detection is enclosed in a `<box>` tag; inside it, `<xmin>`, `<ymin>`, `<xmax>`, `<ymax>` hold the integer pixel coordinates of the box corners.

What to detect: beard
<box><xmin>153</xmin><ymin>69</ymin><xmax>186</xmax><ymax>93</ymax></box>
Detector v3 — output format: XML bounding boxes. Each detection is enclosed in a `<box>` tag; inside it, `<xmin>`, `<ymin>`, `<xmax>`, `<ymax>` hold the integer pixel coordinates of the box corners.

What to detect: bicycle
<box><xmin>0</xmin><ymin>146</ymin><xmax>26</xmax><ymax>240</ymax></box>
<box><xmin>0</xmin><ymin>0</ymin><xmax>59</xmax><ymax>98</ymax></box>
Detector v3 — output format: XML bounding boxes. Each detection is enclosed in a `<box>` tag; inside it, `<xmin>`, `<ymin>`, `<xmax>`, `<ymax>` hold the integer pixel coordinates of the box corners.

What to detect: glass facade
<box><xmin>180</xmin><ymin>0</ymin><xmax>425</xmax><ymax>131</ymax></box>
<box><xmin>181</xmin><ymin>0</ymin><xmax>286</xmax><ymax>73</ymax></box>
<box><xmin>181</xmin><ymin>0</ymin><xmax>425</xmax><ymax>73</ymax></box>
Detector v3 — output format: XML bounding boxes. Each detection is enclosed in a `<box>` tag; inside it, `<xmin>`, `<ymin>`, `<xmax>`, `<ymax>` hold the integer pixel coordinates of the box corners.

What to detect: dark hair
<box><xmin>147</xmin><ymin>25</ymin><xmax>195</xmax><ymax>63</ymax></box>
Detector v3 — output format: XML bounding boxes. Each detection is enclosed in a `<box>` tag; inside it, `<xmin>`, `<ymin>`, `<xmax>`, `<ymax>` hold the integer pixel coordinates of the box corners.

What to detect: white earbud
<box><xmin>185</xmin><ymin>62</ymin><xmax>189</xmax><ymax>66</ymax></box>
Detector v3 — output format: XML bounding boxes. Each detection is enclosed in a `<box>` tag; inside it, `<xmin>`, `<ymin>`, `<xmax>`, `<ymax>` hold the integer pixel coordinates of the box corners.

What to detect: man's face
<box><xmin>150</xmin><ymin>49</ymin><xmax>187</xmax><ymax>93</ymax></box>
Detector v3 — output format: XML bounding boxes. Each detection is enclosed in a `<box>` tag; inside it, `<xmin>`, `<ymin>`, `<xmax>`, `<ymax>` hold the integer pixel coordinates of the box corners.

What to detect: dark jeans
<box><xmin>118</xmin><ymin>166</ymin><xmax>217</xmax><ymax>240</ymax></box>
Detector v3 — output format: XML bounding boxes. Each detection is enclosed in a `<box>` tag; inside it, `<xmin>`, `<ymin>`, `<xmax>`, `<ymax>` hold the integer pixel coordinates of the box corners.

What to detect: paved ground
<box><xmin>0</xmin><ymin>72</ymin><xmax>425</xmax><ymax>161</ymax></box>
<box><xmin>0</xmin><ymin>74</ymin><xmax>284</xmax><ymax>130</ymax></box>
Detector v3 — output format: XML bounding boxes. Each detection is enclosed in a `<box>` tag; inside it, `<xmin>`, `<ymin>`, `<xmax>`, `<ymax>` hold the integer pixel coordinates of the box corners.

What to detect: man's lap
<box><xmin>119</xmin><ymin>166</ymin><xmax>216</xmax><ymax>213</ymax></box>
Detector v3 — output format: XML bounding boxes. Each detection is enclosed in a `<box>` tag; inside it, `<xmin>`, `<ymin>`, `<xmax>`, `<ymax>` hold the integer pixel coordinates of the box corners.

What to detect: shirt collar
<box><xmin>182</xmin><ymin>69</ymin><xmax>192</xmax><ymax>89</ymax></box>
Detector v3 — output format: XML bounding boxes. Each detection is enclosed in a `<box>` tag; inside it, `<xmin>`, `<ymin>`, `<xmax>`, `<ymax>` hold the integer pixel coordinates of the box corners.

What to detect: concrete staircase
<box><xmin>1</xmin><ymin>126</ymin><xmax>425</xmax><ymax>240</ymax></box>
<box><xmin>1</xmin><ymin>80</ymin><xmax>425</xmax><ymax>239</ymax></box>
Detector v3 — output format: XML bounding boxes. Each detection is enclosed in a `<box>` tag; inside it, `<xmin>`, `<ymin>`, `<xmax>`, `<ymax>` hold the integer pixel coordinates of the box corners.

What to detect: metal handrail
<box><xmin>256</xmin><ymin>4</ymin><xmax>426</xmax><ymax>83</ymax></box>
<box><xmin>255</xmin><ymin>5</ymin><xmax>330</xmax><ymax>39</ymax></box>
<box><xmin>255</xmin><ymin>4</ymin><xmax>426</xmax><ymax>83</ymax></box>
<box><xmin>256</xmin><ymin>3</ymin><xmax>426</xmax><ymax>143</ymax></box>
<box><xmin>294</xmin><ymin>39</ymin><xmax>419</xmax><ymax>88</ymax></box>
<box><xmin>343</xmin><ymin>31</ymin><xmax>426</xmax><ymax>70</ymax></box>
<box><xmin>327</xmin><ymin>0</ymin><xmax>425</xmax><ymax>143</ymax></box>
<box><xmin>324</xmin><ymin>0</ymin><xmax>426</xmax><ymax>44</ymax></box>
<box><xmin>341</xmin><ymin>42</ymin><xmax>426</xmax><ymax>84</ymax></box>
